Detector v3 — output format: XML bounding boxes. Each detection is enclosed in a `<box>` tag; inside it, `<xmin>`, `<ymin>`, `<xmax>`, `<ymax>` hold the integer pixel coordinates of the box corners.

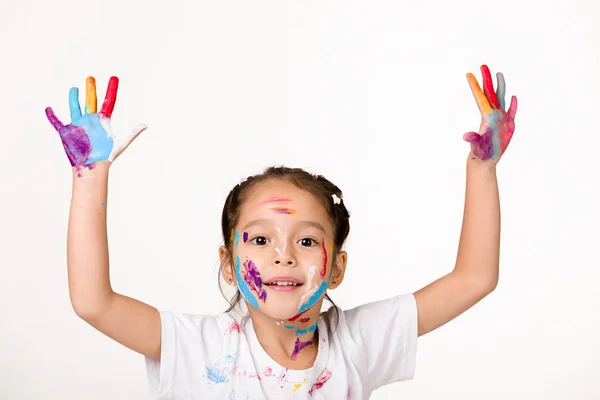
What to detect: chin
<box><xmin>258</xmin><ymin>304</ymin><xmax>302</xmax><ymax>322</ymax></box>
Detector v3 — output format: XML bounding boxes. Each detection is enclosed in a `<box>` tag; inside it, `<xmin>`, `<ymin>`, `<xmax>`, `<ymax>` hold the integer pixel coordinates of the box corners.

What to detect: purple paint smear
<box><xmin>60</xmin><ymin>125</ymin><xmax>93</xmax><ymax>167</ymax></box>
<box><xmin>243</xmin><ymin>232</ymin><xmax>248</xmax><ymax>243</ymax></box>
<box><xmin>291</xmin><ymin>337</ymin><xmax>314</xmax><ymax>360</ymax></box>
<box><xmin>463</xmin><ymin>127</ymin><xmax>494</xmax><ymax>160</ymax></box>
<box><xmin>243</xmin><ymin>259</ymin><xmax>267</xmax><ymax>303</ymax></box>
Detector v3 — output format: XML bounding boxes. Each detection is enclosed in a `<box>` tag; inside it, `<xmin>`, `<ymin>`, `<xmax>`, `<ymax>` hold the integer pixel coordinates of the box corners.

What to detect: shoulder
<box><xmin>158</xmin><ymin>310</ymin><xmax>243</xmax><ymax>341</ymax></box>
<box><xmin>325</xmin><ymin>292</ymin><xmax>417</xmax><ymax>329</ymax></box>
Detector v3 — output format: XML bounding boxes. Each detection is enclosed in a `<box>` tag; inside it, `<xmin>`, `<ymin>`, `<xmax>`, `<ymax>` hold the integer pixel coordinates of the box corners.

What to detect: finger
<box><xmin>466</xmin><ymin>73</ymin><xmax>493</xmax><ymax>115</ymax></box>
<box><xmin>463</xmin><ymin>131</ymin><xmax>481</xmax><ymax>144</ymax></box>
<box><xmin>481</xmin><ymin>65</ymin><xmax>501</xmax><ymax>109</ymax></box>
<box><xmin>45</xmin><ymin>107</ymin><xmax>65</xmax><ymax>132</ymax></box>
<box><xmin>496</xmin><ymin>72</ymin><xmax>506</xmax><ymax>111</ymax></box>
<box><xmin>85</xmin><ymin>76</ymin><xmax>97</xmax><ymax>114</ymax></box>
<box><xmin>69</xmin><ymin>87</ymin><xmax>82</xmax><ymax>121</ymax></box>
<box><xmin>507</xmin><ymin>95</ymin><xmax>518</xmax><ymax>120</ymax></box>
<box><xmin>108</xmin><ymin>124</ymin><xmax>147</xmax><ymax>162</ymax></box>
<box><xmin>100</xmin><ymin>76</ymin><xmax>119</xmax><ymax>118</ymax></box>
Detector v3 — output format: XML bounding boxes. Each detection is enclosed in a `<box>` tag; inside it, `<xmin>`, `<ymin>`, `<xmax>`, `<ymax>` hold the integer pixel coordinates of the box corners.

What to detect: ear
<box><xmin>219</xmin><ymin>245</ymin><xmax>236</xmax><ymax>285</ymax></box>
<box><xmin>329</xmin><ymin>251</ymin><xmax>348</xmax><ymax>289</ymax></box>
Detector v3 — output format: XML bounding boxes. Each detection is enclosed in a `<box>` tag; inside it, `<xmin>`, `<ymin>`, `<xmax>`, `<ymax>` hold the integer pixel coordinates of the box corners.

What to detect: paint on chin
<box><xmin>297</xmin><ymin>280</ymin><xmax>327</xmax><ymax>314</ymax></box>
<box><xmin>243</xmin><ymin>259</ymin><xmax>267</xmax><ymax>303</ymax></box>
<box><xmin>298</xmin><ymin>265</ymin><xmax>318</xmax><ymax>312</ymax></box>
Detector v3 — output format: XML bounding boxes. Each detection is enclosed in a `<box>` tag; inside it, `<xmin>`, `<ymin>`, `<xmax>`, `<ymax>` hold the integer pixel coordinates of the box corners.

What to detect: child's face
<box><xmin>228</xmin><ymin>179</ymin><xmax>345</xmax><ymax>321</ymax></box>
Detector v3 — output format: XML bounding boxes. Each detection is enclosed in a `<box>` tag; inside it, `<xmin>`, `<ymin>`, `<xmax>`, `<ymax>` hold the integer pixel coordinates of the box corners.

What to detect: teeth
<box><xmin>270</xmin><ymin>281</ymin><xmax>298</xmax><ymax>286</ymax></box>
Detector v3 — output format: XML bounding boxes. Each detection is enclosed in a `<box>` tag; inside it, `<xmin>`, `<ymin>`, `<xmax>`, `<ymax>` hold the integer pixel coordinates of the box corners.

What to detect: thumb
<box><xmin>463</xmin><ymin>131</ymin><xmax>481</xmax><ymax>144</ymax></box>
<box><xmin>108</xmin><ymin>124</ymin><xmax>148</xmax><ymax>162</ymax></box>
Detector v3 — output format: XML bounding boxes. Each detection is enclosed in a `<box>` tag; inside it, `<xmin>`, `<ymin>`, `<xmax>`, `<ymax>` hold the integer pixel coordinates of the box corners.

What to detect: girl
<box><xmin>45</xmin><ymin>65</ymin><xmax>518</xmax><ymax>399</ymax></box>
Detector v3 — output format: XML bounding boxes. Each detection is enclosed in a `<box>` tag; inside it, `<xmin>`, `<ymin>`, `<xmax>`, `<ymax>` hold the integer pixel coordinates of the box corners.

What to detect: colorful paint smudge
<box><xmin>242</xmin><ymin>259</ymin><xmax>267</xmax><ymax>303</ymax></box>
<box><xmin>320</xmin><ymin>241</ymin><xmax>327</xmax><ymax>277</ymax></box>
<box><xmin>294</xmin><ymin>322</ymin><xmax>317</xmax><ymax>336</ymax></box>
<box><xmin>259</xmin><ymin>197</ymin><xmax>293</xmax><ymax>204</ymax></box>
<box><xmin>291</xmin><ymin>337</ymin><xmax>314</xmax><ymax>360</ymax></box>
<box><xmin>463</xmin><ymin>65</ymin><xmax>518</xmax><ymax>161</ymax></box>
<box><xmin>270</xmin><ymin>207</ymin><xmax>297</xmax><ymax>215</ymax></box>
<box><xmin>45</xmin><ymin>76</ymin><xmax>146</xmax><ymax>171</ymax></box>
<box><xmin>206</xmin><ymin>364</ymin><xmax>230</xmax><ymax>384</ymax></box>
<box><xmin>308</xmin><ymin>369</ymin><xmax>332</xmax><ymax>395</ymax></box>
<box><xmin>235</xmin><ymin>256</ymin><xmax>259</xmax><ymax>309</ymax></box>
<box><xmin>227</xmin><ymin>321</ymin><xmax>241</xmax><ymax>334</ymax></box>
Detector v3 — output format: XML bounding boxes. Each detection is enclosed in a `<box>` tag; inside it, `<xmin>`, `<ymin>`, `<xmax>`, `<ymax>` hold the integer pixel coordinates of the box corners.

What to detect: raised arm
<box><xmin>47</xmin><ymin>77</ymin><xmax>162</xmax><ymax>360</ymax></box>
<box><xmin>414</xmin><ymin>65</ymin><xmax>518</xmax><ymax>337</ymax></box>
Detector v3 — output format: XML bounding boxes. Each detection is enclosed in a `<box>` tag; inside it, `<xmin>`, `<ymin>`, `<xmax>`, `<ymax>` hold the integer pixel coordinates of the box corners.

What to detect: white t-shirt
<box><xmin>145</xmin><ymin>293</ymin><xmax>418</xmax><ymax>399</ymax></box>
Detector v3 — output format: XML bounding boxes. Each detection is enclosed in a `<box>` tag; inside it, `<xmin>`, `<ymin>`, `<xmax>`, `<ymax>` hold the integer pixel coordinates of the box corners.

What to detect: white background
<box><xmin>1</xmin><ymin>0</ymin><xmax>599</xmax><ymax>399</ymax></box>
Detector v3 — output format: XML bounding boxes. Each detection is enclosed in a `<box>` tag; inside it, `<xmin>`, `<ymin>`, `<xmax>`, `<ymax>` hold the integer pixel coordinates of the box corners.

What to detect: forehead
<box><xmin>238</xmin><ymin>179</ymin><xmax>331</xmax><ymax>228</ymax></box>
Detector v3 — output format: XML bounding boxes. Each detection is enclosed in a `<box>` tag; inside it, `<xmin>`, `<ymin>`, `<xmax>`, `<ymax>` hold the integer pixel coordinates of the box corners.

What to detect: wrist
<box><xmin>466</xmin><ymin>155</ymin><xmax>497</xmax><ymax>174</ymax></box>
<box><xmin>71</xmin><ymin>161</ymin><xmax>111</xmax><ymax>179</ymax></box>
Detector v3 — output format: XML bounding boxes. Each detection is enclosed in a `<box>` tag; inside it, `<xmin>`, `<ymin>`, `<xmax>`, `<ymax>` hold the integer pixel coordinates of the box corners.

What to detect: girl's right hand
<box><xmin>45</xmin><ymin>76</ymin><xmax>146</xmax><ymax>170</ymax></box>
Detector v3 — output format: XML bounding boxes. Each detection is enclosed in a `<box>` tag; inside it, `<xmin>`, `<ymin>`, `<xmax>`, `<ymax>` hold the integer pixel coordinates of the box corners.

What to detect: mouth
<box><xmin>263</xmin><ymin>277</ymin><xmax>303</xmax><ymax>292</ymax></box>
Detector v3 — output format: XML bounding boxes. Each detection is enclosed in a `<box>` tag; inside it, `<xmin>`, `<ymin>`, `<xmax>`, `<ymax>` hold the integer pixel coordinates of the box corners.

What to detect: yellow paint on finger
<box><xmin>85</xmin><ymin>76</ymin><xmax>97</xmax><ymax>114</ymax></box>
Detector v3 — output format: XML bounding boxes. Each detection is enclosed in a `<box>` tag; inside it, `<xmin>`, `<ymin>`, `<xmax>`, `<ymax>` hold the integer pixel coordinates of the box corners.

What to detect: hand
<box><xmin>45</xmin><ymin>76</ymin><xmax>146</xmax><ymax>170</ymax></box>
<box><xmin>463</xmin><ymin>65</ymin><xmax>518</xmax><ymax>162</ymax></box>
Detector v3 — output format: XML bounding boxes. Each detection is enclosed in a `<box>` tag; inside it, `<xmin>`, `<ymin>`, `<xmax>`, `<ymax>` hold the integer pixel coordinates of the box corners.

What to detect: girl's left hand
<box><xmin>463</xmin><ymin>65</ymin><xmax>518</xmax><ymax>163</ymax></box>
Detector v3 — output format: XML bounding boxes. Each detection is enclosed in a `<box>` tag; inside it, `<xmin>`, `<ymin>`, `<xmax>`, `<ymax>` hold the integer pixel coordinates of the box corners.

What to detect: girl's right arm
<box><xmin>68</xmin><ymin>162</ymin><xmax>161</xmax><ymax>361</ymax></box>
<box><xmin>47</xmin><ymin>76</ymin><xmax>161</xmax><ymax>360</ymax></box>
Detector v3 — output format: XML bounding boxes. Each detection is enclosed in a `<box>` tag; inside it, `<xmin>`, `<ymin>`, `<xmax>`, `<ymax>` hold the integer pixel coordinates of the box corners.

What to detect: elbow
<box><xmin>481</xmin><ymin>276</ymin><xmax>498</xmax><ymax>296</ymax></box>
<box><xmin>70</xmin><ymin>295</ymin><xmax>112</xmax><ymax>322</ymax></box>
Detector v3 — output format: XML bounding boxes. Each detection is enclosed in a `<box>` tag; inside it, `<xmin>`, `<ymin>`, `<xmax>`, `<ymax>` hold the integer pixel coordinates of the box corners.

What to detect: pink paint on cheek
<box><xmin>320</xmin><ymin>240</ymin><xmax>327</xmax><ymax>277</ymax></box>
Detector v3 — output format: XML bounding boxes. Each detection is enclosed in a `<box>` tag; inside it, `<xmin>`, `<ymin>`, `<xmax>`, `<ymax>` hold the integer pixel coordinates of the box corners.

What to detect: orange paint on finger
<box><xmin>85</xmin><ymin>76</ymin><xmax>97</xmax><ymax>114</ymax></box>
<box><xmin>467</xmin><ymin>73</ymin><xmax>493</xmax><ymax>115</ymax></box>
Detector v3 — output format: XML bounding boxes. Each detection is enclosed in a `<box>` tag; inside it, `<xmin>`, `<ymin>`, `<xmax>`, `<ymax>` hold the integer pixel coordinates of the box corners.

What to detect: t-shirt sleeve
<box><xmin>343</xmin><ymin>293</ymin><xmax>418</xmax><ymax>391</ymax></box>
<box><xmin>144</xmin><ymin>311</ymin><xmax>226</xmax><ymax>399</ymax></box>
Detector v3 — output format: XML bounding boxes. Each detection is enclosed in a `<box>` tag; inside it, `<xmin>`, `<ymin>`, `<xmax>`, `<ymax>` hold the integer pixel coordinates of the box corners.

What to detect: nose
<box><xmin>273</xmin><ymin>253</ymin><xmax>296</xmax><ymax>267</ymax></box>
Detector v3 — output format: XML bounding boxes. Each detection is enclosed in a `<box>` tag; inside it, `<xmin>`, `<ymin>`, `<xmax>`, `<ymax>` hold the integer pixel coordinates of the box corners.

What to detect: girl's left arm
<box><xmin>414</xmin><ymin>158</ymin><xmax>500</xmax><ymax>337</ymax></box>
<box><xmin>414</xmin><ymin>65</ymin><xmax>518</xmax><ymax>337</ymax></box>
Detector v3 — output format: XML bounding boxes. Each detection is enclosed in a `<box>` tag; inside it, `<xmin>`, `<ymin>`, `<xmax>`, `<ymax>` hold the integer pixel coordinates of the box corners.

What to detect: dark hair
<box><xmin>219</xmin><ymin>166</ymin><xmax>351</xmax><ymax>325</ymax></box>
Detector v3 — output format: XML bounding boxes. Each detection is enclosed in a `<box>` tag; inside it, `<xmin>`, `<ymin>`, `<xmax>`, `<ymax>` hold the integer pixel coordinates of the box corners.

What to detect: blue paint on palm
<box><xmin>486</xmin><ymin>111</ymin><xmax>503</xmax><ymax>160</ymax></box>
<box><xmin>235</xmin><ymin>255</ymin><xmax>259</xmax><ymax>309</ymax></box>
<box><xmin>71</xmin><ymin>114</ymin><xmax>114</xmax><ymax>165</ymax></box>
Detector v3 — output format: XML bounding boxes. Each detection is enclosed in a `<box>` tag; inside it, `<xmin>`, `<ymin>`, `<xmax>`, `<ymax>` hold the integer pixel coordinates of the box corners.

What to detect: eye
<box><xmin>298</xmin><ymin>238</ymin><xmax>317</xmax><ymax>247</ymax></box>
<box><xmin>250</xmin><ymin>236</ymin><xmax>270</xmax><ymax>246</ymax></box>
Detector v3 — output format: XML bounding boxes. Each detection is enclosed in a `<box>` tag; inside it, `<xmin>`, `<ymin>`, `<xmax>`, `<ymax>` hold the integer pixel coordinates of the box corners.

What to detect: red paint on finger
<box><xmin>481</xmin><ymin>65</ymin><xmax>501</xmax><ymax>109</ymax></box>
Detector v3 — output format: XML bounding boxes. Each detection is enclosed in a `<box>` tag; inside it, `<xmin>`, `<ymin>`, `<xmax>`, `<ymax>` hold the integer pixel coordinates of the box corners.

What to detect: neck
<box><xmin>248</xmin><ymin>300</ymin><xmax>324</xmax><ymax>369</ymax></box>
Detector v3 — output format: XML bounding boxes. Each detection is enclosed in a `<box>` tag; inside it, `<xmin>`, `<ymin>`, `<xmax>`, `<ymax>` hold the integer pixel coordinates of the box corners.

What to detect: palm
<box><xmin>463</xmin><ymin>65</ymin><xmax>518</xmax><ymax>162</ymax></box>
<box><xmin>46</xmin><ymin>76</ymin><xmax>145</xmax><ymax>169</ymax></box>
